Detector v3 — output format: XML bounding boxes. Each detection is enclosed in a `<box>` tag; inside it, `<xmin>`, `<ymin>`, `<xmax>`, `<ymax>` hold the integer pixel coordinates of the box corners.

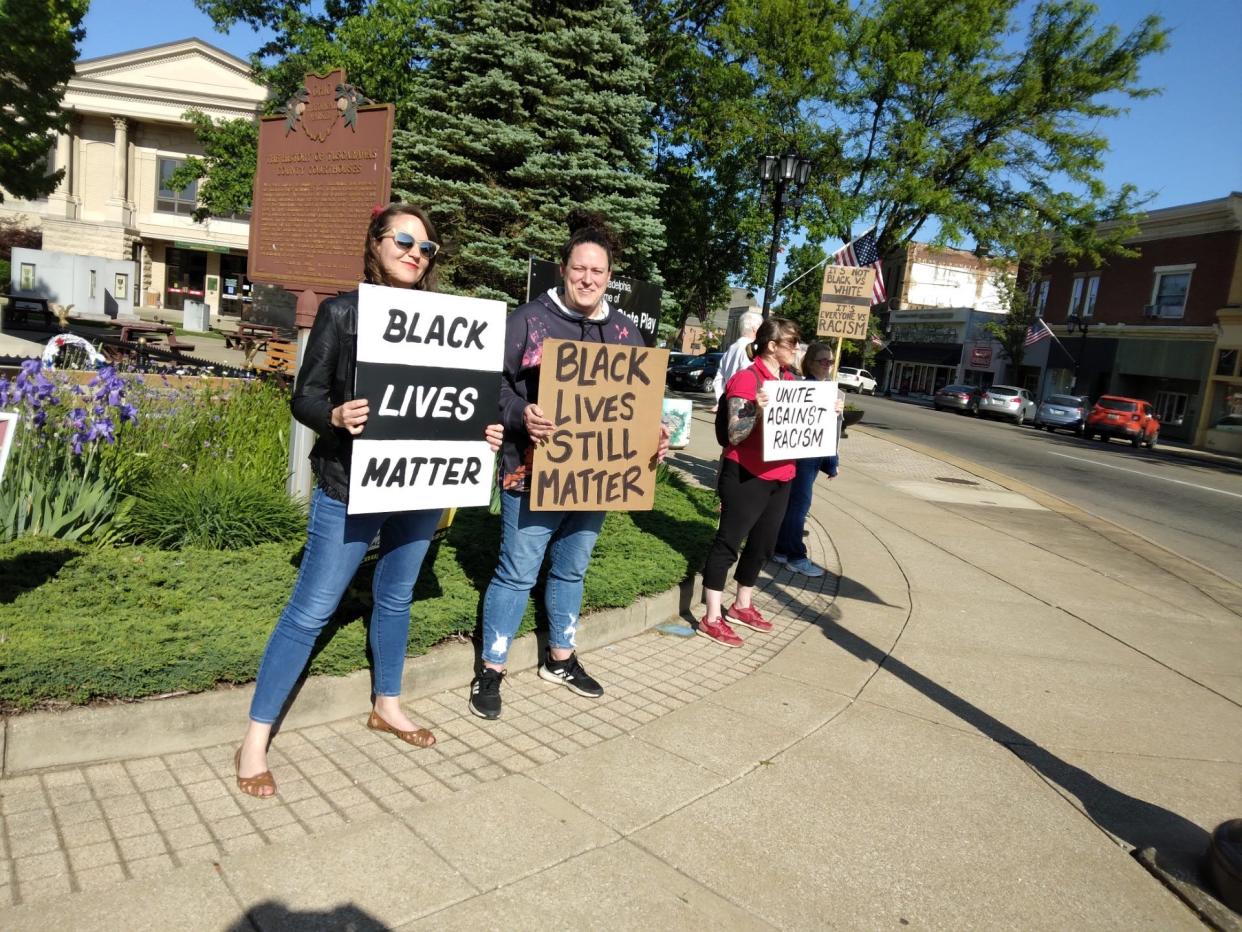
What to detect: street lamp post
<box><xmin>1066</xmin><ymin>312</ymin><xmax>1091</xmax><ymax>395</ymax></box>
<box><xmin>758</xmin><ymin>154</ymin><xmax>812</xmax><ymax>319</ymax></box>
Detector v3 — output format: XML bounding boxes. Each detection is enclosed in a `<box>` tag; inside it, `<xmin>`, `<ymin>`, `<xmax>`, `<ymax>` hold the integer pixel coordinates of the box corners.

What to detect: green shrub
<box><xmin>98</xmin><ymin>378</ymin><xmax>291</xmax><ymax>494</ymax></box>
<box><xmin>119</xmin><ymin>469</ymin><xmax>306</xmax><ymax>550</ymax></box>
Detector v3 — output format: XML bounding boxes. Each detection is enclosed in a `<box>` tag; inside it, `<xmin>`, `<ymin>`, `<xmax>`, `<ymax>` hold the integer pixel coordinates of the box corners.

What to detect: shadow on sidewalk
<box><xmin>786</xmin><ymin>585</ymin><xmax>1214</xmax><ymax>894</ymax></box>
<box><xmin>230</xmin><ymin>900</ymin><xmax>389</xmax><ymax>931</ymax></box>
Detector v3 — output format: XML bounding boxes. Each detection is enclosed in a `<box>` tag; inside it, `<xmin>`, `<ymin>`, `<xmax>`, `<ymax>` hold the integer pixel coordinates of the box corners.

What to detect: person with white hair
<box><xmin>711</xmin><ymin>310</ymin><xmax>763</xmax><ymax>413</ymax></box>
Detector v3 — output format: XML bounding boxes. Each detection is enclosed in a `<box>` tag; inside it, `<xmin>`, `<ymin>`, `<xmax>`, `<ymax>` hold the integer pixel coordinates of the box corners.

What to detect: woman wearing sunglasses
<box><xmin>697</xmin><ymin>316</ymin><xmax>802</xmax><ymax>647</ymax></box>
<box><xmin>234</xmin><ymin>204</ymin><xmax>503</xmax><ymax>798</ymax></box>
<box><xmin>772</xmin><ymin>341</ymin><xmax>843</xmax><ymax>577</ymax></box>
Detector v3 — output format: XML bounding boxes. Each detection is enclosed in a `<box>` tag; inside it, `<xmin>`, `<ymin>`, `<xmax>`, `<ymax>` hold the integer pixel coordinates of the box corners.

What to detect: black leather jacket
<box><xmin>291</xmin><ymin>290</ymin><xmax>359</xmax><ymax>502</ymax></box>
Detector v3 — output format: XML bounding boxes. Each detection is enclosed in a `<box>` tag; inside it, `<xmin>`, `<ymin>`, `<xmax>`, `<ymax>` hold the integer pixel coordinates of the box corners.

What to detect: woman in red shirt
<box><xmin>698</xmin><ymin>317</ymin><xmax>801</xmax><ymax>647</ymax></box>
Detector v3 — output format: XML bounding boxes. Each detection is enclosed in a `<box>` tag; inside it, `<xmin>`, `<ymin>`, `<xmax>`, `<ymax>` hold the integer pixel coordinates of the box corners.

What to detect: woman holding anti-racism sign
<box><xmin>469</xmin><ymin>212</ymin><xmax>669</xmax><ymax>720</ymax></box>
<box><xmin>772</xmin><ymin>341</ymin><xmax>844</xmax><ymax>577</ymax></box>
<box><xmin>697</xmin><ymin>317</ymin><xmax>801</xmax><ymax>648</ymax></box>
<box><xmin>234</xmin><ymin>204</ymin><xmax>504</xmax><ymax>798</ymax></box>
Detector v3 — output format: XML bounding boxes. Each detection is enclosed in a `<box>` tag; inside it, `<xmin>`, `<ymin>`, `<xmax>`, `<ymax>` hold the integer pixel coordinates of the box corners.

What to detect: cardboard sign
<box><xmin>761</xmin><ymin>380</ymin><xmax>839</xmax><ymax>460</ymax></box>
<box><xmin>817</xmin><ymin>265</ymin><xmax>876</xmax><ymax>339</ymax></box>
<box><xmin>527</xmin><ymin>258</ymin><xmax>661</xmax><ymax>347</ymax></box>
<box><xmin>531</xmin><ymin>338</ymin><xmax>669</xmax><ymax>511</ymax></box>
<box><xmin>348</xmin><ymin>282</ymin><xmax>505</xmax><ymax>513</ymax></box>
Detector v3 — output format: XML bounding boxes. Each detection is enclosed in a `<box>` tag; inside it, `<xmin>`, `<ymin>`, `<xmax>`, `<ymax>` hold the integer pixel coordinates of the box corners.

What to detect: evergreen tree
<box><xmin>0</xmin><ymin>0</ymin><xmax>88</xmax><ymax>202</ymax></box>
<box><xmin>392</xmin><ymin>0</ymin><xmax>663</xmax><ymax>305</ymax></box>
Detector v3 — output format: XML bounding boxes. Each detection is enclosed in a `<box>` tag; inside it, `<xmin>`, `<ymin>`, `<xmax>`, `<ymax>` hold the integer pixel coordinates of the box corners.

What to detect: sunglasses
<box><xmin>384</xmin><ymin>231</ymin><xmax>440</xmax><ymax>259</ymax></box>
<box><xmin>812</xmin><ymin>356</ymin><xmax>835</xmax><ymax>365</ymax></box>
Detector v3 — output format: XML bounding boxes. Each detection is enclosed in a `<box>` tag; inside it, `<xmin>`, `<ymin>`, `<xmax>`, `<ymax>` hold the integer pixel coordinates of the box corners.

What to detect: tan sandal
<box><xmin>367</xmin><ymin>710</ymin><xmax>436</xmax><ymax>748</ymax></box>
<box><xmin>234</xmin><ymin>747</ymin><xmax>277</xmax><ymax>798</ymax></box>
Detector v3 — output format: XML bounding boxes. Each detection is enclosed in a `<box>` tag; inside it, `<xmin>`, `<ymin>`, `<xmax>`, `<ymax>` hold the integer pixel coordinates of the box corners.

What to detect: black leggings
<box><xmin>702</xmin><ymin>459</ymin><xmax>792</xmax><ymax>591</ymax></box>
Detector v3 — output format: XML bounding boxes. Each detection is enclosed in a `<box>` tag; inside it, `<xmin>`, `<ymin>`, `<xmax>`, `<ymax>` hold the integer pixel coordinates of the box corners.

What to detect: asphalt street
<box><xmin>838</xmin><ymin>393</ymin><xmax>1242</xmax><ymax>586</ymax></box>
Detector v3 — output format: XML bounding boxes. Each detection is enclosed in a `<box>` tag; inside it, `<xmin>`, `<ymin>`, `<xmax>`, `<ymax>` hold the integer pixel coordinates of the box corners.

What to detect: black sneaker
<box><xmin>469</xmin><ymin>668</ymin><xmax>504</xmax><ymax>720</ymax></box>
<box><xmin>538</xmin><ymin>652</ymin><xmax>604</xmax><ymax>698</ymax></box>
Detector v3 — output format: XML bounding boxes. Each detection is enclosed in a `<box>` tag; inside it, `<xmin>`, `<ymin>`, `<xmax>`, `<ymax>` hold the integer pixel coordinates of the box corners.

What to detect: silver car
<box><xmin>974</xmin><ymin>385</ymin><xmax>1037</xmax><ymax>425</ymax></box>
<box><xmin>1035</xmin><ymin>393</ymin><xmax>1089</xmax><ymax>435</ymax></box>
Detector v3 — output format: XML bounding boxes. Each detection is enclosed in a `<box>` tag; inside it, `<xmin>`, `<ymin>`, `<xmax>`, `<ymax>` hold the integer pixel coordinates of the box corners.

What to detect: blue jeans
<box><xmin>775</xmin><ymin>455</ymin><xmax>837</xmax><ymax>560</ymax></box>
<box><xmin>480</xmin><ymin>490</ymin><xmax>606</xmax><ymax>665</ymax></box>
<box><xmin>249</xmin><ymin>487</ymin><xmax>442</xmax><ymax>724</ymax></box>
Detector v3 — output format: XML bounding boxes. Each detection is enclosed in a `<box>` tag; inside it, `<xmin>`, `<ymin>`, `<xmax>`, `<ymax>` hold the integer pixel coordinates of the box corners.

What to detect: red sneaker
<box><xmin>726</xmin><ymin>603</ymin><xmax>772</xmax><ymax>633</ymax></box>
<box><xmin>697</xmin><ymin>615</ymin><xmax>744</xmax><ymax>648</ymax></box>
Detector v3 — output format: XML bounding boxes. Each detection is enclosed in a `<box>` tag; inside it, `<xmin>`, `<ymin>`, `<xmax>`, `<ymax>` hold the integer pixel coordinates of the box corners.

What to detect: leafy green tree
<box><xmin>772</xmin><ymin>241</ymin><xmax>828</xmax><ymax>340</ymax></box>
<box><xmin>0</xmin><ymin>0</ymin><xmax>88</xmax><ymax>202</ymax></box>
<box><xmin>164</xmin><ymin>111</ymin><xmax>258</xmax><ymax>222</ymax></box>
<box><xmin>196</xmin><ymin>0</ymin><xmax>436</xmax><ymax>117</ymax></box>
<box><xmin>392</xmin><ymin>0</ymin><xmax>663</xmax><ymax>305</ymax></box>
<box><xmin>640</xmin><ymin>0</ymin><xmax>1167</xmax><ymax>302</ymax></box>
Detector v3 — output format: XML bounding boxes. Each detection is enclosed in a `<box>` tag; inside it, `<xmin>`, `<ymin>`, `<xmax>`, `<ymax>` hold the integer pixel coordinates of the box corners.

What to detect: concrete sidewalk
<box><xmin>1</xmin><ymin>402</ymin><xmax>1239</xmax><ymax>930</ymax></box>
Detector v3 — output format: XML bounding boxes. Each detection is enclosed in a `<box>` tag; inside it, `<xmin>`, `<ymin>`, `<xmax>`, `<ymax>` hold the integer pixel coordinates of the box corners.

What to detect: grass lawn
<box><xmin>0</xmin><ymin>475</ymin><xmax>718</xmax><ymax>712</ymax></box>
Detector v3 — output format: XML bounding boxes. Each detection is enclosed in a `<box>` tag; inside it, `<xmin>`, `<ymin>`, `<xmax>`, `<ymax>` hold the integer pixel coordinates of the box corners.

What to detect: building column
<box><xmin>106</xmin><ymin>116</ymin><xmax>134</xmax><ymax>225</ymax></box>
<box><xmin>46</xmin><ymin>131</ymin><xmax>75</xmax><ymax>217</ymax></box>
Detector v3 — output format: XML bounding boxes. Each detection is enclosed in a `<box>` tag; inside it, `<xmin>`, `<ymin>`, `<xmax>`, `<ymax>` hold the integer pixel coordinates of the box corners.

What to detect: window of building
<box><xmin>1154</xmin><ymin>390</ymin><xmax>1188</xmax><ymax>426</ymax></box>
<box><xmin>1068</xmin><ymin>278</ymin><xmax>1084</xmax><ymax>317</ymax></box>
<box><xmin>1149</xmin><ymin>265</ymin><xmax>1193</xmax><ymax>318</ymax></box>
<box><xmin>1082</xmin><ymin>275</ymin><xmax>1100</xmax><ymax>317</ymax></box>
<box><xmin>115</xmin><ymin>273</ymin><xmax>128</xmax><ymax>300</ymax></box>
<box><xmin>89</xmin><ymin>270</ymin><xmax>96</xmax><ymax>298</ymax></box>
<box><xmin>1036</xmin><ymin>280</ymin><xmax>1049</xmax><ymax>318</ymax></box>
<box><xmin>1216</xmin><ymin>349</ymin><xmax>1239</xmax><ymax>377</ymax></box>
<box><xmin>19</xmin><ymin>263</ymin><xmax>35</xmax><ymax>290</ymax></box>
<box><xmin>157</xmin><ymin>157</ymin><xmax>199</xmax><ymax>215</ymax></box>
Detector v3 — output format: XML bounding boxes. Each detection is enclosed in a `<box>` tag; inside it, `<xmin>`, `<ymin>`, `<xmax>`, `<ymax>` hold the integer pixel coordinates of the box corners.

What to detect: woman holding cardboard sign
<box><xmin>698</xmin><ymin>317</ymin><xmax>801</xmax><ymax>648</ymax></box>
<box><xmin>234</xmin><ymin>204</ymin><xmax>504</xmax><ymax>798</ymax></box>
<box><xmin>469</xmin><ymin>212</ymin><xmax>669</xmax><ymax>721</ymax></box>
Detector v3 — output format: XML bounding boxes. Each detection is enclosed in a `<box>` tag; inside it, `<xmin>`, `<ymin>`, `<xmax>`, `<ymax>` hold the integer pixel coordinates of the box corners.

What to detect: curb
<box><xmin>0</xmin><ymin>578</ymin><xmax>696</xmax><ymax>777</ymax></box>
<box><xmin>852</xmin><ymin>424</ymin><xmax>1242</xmax><ymax>604</ymax></box>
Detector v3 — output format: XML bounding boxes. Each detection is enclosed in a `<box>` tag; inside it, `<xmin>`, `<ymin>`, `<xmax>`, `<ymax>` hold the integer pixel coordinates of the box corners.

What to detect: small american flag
<box><xmin>832</xmin><ymin>228</ymin><xmax>888</xmax><ymax>304</ymax></box>
<box><xmin>1024</xmin><ymin>318</ymin><xmax>1052</xmax><ymax>347</ymax></box>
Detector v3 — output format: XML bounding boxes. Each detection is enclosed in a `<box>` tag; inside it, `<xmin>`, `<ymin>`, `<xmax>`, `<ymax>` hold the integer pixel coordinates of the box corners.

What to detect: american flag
<box><xmin>832</xmin><ymin>228</ymin><xmax>888</xmax><ymax>304</ymax></box>
<box><xmin>1024</xmin><ymin>318</ymin><xmax>1053</xmax><ymax>346</ymax></box>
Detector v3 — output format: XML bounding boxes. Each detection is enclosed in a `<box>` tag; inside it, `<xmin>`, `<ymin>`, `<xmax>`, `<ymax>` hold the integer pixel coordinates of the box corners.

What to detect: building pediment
<box><xmin>67</xmin><ymin>38</ymin><xmax>268</xmax><ymax>122</ymax></box>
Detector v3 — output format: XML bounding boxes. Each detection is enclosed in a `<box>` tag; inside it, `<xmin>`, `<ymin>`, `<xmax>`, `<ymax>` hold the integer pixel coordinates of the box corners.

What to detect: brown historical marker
<box><xmin>248</xmin><ymin>70</ymin><xmax>394</xmax><ymax>328</ymax></box>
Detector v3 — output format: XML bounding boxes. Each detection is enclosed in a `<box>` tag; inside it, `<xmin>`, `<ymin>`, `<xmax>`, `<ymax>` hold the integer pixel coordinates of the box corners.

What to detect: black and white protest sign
<box><xmin>761</xmin><ymin>380</ymin><xmax>839</xmax><ymax>460</ymax></box>
<box><xmin>348</xmin><ymin>282</ymin><xmax>504</xmax><ymax>513</ymax></box>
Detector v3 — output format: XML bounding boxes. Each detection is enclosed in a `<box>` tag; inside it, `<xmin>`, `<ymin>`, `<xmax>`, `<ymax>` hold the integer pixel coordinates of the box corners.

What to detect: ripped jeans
<box><xmin>479</xmin><ymin>490</ymin><xmax>605</xmax><ymax>666</ymax></box>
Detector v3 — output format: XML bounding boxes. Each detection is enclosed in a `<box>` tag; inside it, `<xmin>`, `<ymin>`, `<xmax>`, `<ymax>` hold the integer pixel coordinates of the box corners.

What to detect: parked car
<box><xmin>667</xmin><ymin>352</ymin><xmax>695</xmax><ymax>369</ymax></box>
<box><xmin>667</xmin><ymin>352</ymin><xmax>722</xmax><ymax>392</ymax></box>
<box><xmin>1211</xmin><ymin>413</ymin><xmax>1242</xmax><ymax>433</ymax></box>
<box><xmin>973</xmin><ymin>385</ymin><xmax>1037</xmax><ymax>425</ymax></box>
<box><xmin>933</xmin><ymin>384</ymin><xmax>981</xmax><ymax>413</ymax></box>
<box><xmin>837</xmin><ymin>367</ymin><xmax>877</xmax><ymax>394</ymax></box>
<box><xmin>1034</xmin><ymin>393</ymin><xmax>1089</xmax><ymax>435</ymax></box>
<box><xmin>1086</xmin><ymin>395</ymin><xmax>1160</xmax><ymax>448</ymax></box>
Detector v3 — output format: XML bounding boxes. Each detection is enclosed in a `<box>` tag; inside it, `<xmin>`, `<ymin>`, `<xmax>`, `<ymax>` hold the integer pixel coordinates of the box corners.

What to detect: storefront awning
<box><xmin>881</xmin><ymin>342</ymin><xmax>962</xmax><ymax>366</ymax></box>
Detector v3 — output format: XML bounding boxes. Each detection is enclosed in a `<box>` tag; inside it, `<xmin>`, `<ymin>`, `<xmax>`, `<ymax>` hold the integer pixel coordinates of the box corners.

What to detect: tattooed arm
<box><xmin>727</xmin><ymin>395</ymin><xmax>759</xmax><ymax>447</ymax></box>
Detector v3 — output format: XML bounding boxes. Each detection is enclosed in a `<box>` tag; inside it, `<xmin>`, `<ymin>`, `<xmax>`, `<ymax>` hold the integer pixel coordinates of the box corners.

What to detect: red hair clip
<box><xmin>370</xmin><ymin>203</ymin><xmax>386</xmax><ymax>221</ymax></box>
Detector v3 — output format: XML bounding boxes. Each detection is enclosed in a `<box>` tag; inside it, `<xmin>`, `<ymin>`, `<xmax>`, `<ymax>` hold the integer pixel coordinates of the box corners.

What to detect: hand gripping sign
<box><xmin>348</xmin><ymin>282</ymin><xmax>505</xmax><ymax>513</ymax></box>
<box><xmin>761</xmin><ymin>379</ymin><xmax>840</xmax><ymax>461</ymax></box>
<box><xmin>531</xmin><ymin>338</ymin><xmax>669</xmax><ymax>511</ymax></box>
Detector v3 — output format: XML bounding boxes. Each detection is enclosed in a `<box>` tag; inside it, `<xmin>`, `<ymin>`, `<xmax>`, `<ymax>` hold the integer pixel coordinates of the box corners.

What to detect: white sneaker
<box><xmin>771</xmin><ymin>553</ymin><xmax>789</xmax><ymax>565</ymax></box>
<box><xmin>788</xmin><ymin>557</ymin><xmax>825</xmax><ymax>577</ymax></box>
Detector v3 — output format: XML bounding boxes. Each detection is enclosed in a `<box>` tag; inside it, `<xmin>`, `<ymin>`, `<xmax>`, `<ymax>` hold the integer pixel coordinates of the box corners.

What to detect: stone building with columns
<box><xmin>0</xmin><ymin>39</ymin><xmax>267</xmax><ymax>318</ymax></box>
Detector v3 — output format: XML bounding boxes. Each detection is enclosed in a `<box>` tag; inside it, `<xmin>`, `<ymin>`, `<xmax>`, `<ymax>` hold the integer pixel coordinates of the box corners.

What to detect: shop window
<box><xmin>1154</xmin><ymin>390</ymin><xmax>1188</xmax><ymax>426</ymax></box>
<box><xmin>19</xmin><ymin>263</ymin><xmax>35</xmax><ymax>290</ymax></box>
<box><xmin>1216</xmin><ymin>348</ymin><xmax>1239</xmax><ymax>377</ymax></box>
<box><xmin>157</xmin><ymin>157</ymin><xmax>199</xmax><ymax>215</ymax></box>
<box><xmin>1148</xmin><ymin>265</ymin><xmax>1193</xmax><ymax>319</ymax></box>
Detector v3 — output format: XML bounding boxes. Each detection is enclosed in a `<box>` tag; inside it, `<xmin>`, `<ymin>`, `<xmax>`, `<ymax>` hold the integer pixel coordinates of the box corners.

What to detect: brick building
<box><xmin>1028</xmin><ymin>193</ymin><xmax>1242</xmax><ymax>446</ymax></box>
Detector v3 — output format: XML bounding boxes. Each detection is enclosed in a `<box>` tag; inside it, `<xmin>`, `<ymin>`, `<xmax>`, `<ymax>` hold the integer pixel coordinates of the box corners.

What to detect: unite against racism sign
<box><xmin>531</xmin><ymin>339</ymin><xmax>669</xmax><ymax>512</ymax></box>
<box><xmin>817</xmin><ymin>265</ymin><xmax>877</xmax><ymax>339</ymax></box>
<box><xmin>348</xmin><ymin>283</ymin><xmax>505</xmax><ymax>513</ymax></box>
<box><xmin>761</xmin><ymin>380</ymin><xmax>840</xmax><ymax>461</ymax></box>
